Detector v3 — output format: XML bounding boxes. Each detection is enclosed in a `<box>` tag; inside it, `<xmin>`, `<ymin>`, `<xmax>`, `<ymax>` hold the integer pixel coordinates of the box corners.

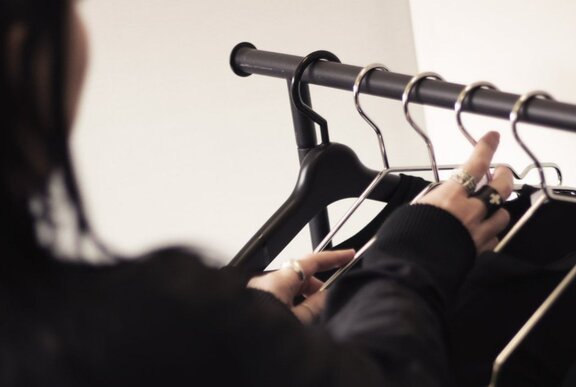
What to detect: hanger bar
<box><xmin>230</xmin><ymin>43</ymin><xmax>576</xmax><ymax>133</ymax></box>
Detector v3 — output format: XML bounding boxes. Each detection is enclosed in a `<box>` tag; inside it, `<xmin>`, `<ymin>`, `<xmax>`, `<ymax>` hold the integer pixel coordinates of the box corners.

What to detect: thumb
<box><xmin>292</xmin><ymin>290</ymin><xmax>327</xmax><ymax>324</ymax></box>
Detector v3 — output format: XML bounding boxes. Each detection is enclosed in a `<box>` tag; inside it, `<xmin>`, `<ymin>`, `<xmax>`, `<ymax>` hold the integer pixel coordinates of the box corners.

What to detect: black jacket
<box><xmin>0</xmin><ymin>204</ymin><xmax>474</xmax><ymax>386</ymax></box>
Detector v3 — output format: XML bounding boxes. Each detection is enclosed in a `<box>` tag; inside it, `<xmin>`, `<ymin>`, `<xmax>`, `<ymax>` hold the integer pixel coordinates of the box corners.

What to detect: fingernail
<box><xmin>483</xmin><ymin>131</ymin><xmax>500</xmax><ymax>148</ymax></box>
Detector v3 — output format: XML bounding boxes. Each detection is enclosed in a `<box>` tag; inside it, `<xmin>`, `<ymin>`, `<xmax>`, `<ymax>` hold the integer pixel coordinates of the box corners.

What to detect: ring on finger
<box><xmin>449</xmin><ymin>168</ymin><xmax>478</xmax><ymax>195</ymax></box>
<box><xmin>281</xmin><ymin>259</ymin><xmax>307</xmax><ymax>282</ymax></box>
<box><xmin>469</xmin><ymin>185</ymin><xmax>504</xmax><ymax>219</ymax></box>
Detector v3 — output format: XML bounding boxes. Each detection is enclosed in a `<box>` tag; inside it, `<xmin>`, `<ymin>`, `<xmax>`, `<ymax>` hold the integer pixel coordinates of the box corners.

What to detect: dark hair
<box><xmin>0</xmin><ymin>0</ymin><xmax>102</xmax><ymax>264</ymax></box>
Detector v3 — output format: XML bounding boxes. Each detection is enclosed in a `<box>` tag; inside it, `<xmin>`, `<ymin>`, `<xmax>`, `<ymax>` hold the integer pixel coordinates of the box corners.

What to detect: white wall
<box><xmin>409</xmin><ymin>0</ymin><xmax>576</xmax><ymax>187</ymax></box>
<box><xmin>74</xmin><ymin>0</ymin><xmax>424</xmax><ymax>266</ymax></box>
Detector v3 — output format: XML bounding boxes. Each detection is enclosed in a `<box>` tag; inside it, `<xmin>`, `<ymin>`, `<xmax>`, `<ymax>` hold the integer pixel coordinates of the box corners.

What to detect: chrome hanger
<box><xmin>402</xmin><ymin>73</ymin><xmax>445</xmax><ymax>202</ymax></box>
<box><xmin>403</xmin><ymin>72</ymin><xmax>443</xmax><ymax>183</ymax></box>
<box><xmin>491</xmin><ymin>162</ymin><xmax>563</xmax><ymax>185</ymax></box>
<box><xmin>489</xmin><ymin>90</ymin><xmax>576</xmax><ymax>387</ymax></box>
<box><xmin>315</xmin><ymin>68</ymin><xmax>448</xmax><ymax>255</ymax></box>
<box><xmin>316</xmin><ymin>76</ymin><xmax>555</xmax><ymax>256</ymax></box>
<box><xmin>494</xmin><ymin>91</ymin><xmax>576</xmax><ymax>252</ymax></box>
<box><xmin>354</xmin><ymin>64</ymin><xmax>391</xmax><ymax>170</ymax></box>
<box><xmin>455</xmin><ymin>81</ymin><xmax>499</xmax><ymax>183</ymax></box>
<box><xmin>319</xmin><ymin>71</ymin><xmax>445</xmax><ymax>290</ymax></box>
<box><xmin>314</xmin><ymin>64</ymin><xmax>394</xmax><ymax>254</ymax></box>
<box><xmin>399</xmin><ymin>162</ymin><xmax>561</xmax><ymax>182</ymax></box>
<box><xmin>455</xmin><ymin>82</ymin><xmax>563</xmax><ymax>188</ymax></box>
<box><xmin>354</xmin><ymin>76</ymin><xmax>556</xmax><ymax>187</ymax></box>
<box><xmin>380</xmin><ymin>77</ymin><xmax>562</xmax><ymax>188</ymax></box>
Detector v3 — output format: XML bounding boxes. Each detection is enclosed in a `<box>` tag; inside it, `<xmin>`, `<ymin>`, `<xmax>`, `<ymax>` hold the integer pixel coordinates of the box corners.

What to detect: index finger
<box><xmin>461</xmin><ymin>131</ymin><xmax>500</xmax><ymax>182</ymax></box>
<box><xmin>446</xmin><ymin>131</ymin><xmax>500</xmax><ymax>193</ymax></box>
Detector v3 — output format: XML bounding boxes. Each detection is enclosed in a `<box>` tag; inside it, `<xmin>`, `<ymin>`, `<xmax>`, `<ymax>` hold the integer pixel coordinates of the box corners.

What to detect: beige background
<box><xmin>74</xmin><ymin>0</ymin><xmax>576</xmax><ymax>266</ymax></box>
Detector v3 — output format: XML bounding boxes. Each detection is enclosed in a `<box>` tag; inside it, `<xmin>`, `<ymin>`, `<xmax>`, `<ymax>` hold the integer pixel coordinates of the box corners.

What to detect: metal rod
<box><xmin>231</xmin><ymin>43</ymin><xmax>576</xmax><ymax>133</ymax></box>
<box><xmin>494</xmin><ymin>192</ymin><xmax>548</xmax><ymax>253</ymax></box>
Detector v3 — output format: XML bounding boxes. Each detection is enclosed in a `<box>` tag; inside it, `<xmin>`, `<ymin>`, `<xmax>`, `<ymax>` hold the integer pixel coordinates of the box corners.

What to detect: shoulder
<box><xmin>59</xmin><ymin>246</ymin><xmax>249</xmax><ymax>305</ymax></box>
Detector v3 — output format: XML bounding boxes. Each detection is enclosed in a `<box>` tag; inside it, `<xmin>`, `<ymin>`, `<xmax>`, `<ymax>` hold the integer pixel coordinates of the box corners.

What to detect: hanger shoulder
<box><xmin>229</xmin><ymin>142</ymin><xmax>400</xmax><ymax>271</ymax></box>
<box><xmin>296</xmin><ymin>143</ymin><xmax>400</xmax><ymax>203</ymax></box>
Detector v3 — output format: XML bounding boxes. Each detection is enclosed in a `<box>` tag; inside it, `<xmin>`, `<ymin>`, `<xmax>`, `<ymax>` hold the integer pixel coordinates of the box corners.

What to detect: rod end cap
<box><xmin>230</xmin><ymin>42</ymin><xmax>257</xmax><ymax>77</ymax></box>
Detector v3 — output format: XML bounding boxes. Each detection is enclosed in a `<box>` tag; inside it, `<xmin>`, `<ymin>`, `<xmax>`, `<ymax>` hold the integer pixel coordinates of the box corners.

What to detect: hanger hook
<box><xmin>455</xmin><ymin>81</ymin><xmax>499</xmax><ymax>182</ymax></box>
<box><xmin>402</xmin><ymin>72</ymin><xmax>444</xmax><ymax>183</ymax></box>
<box><xmin>290</xmin><ymin>51</ymin><xmax>341</xmax><ymax>145</ymax></box>
<box><xmin>510</xmin><ymin>91</ymin><xmax>554</xmax><ymax>197</ymax></box>
<box><xmin>353</xmin><ymin>63</ymin><xmax>391</xmax><ymax>169</ymax></box>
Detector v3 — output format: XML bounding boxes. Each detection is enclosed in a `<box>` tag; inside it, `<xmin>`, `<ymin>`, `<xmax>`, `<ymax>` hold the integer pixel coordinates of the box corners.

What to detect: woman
<box><xmin>0</xmin><ymin>0</ymin><xmax>513</xmax><ymax>385</ymax></box>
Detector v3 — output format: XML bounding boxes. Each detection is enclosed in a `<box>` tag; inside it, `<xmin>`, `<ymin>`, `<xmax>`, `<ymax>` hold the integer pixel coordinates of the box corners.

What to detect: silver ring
<box><xmin>450</xmin><ymin>168</ymin><xmax>477</xmax><ymax>195</ymax></box>
<box><xmin>281</xmin><ymin>259</ymin><xmax>306</xmax><ymax>281</ymax></box>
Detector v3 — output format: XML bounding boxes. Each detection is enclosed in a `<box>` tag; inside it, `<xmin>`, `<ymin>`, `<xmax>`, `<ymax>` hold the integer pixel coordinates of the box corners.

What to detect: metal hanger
<box><xmin>402</xmin><ymin>73</ymin><xmax>445</xmax><ymax>202</ymax></box>
<box><xmin>403</xmin><ymin>72</ymin><xmax>443</xmax><ymax>183</ymax></box>
<box><xmin>316</xmin><ymin>76</ymin><xmax>563</xmax><ymax>256</ymax></box>
<box><xmin>314</xmin><ymin>68</ymin><xmax>449</xmax><ymax>254</ymax></box>
<box><xmin>313</xmin><ymin>79</ymin><xmax>566</xmax><ymax>264</ymax></box>
<box><xmin>354</xmin><ymin>64</ymin><xmax>392</xmax><ymax>170</ymax></box>
<box><xmin>491</xmin><ymin>162</ymin><xmax>563</xmax><ymax>186</ymax></box>
<box><xmin>312</xmin><ymin>64</ymin><xmax>393</xmax><ymax>254</ymax></box>
<box><xmin>405</xmin><ymin>81</ymin><xmax>563</xmax><ymax>188</ymax></box>
<box><xmin>455</xmin><ymin>81</ymin><xmax>499</xmax><ymax>183</ymax></box>
<box><xmin>319</xmin><ymin>71</ymin><xmax>445</xmax><ymax>290</ymax></box>
<box><xmin>494</xmin><ymin>91</ymin><xmax>576</xmax><ymax>253</ymax></box>
<box><xmin>455</xmin><ymin>82</ymin><xmax>563</xmax><ymax>188</ymax></box>
<box><xmin>378</xmin><ymin>161</ymin><xmax>561</xmax><ymax>186</ymax></box>
<box><xmin>488</xmin><ymin>93</ymin><xmax>576</xmax><ymax>387</ymax></box>
<box><xmin>354</xmin><ymin>76</ymin><xmax>562</xmax><ymax>188</ymax></box>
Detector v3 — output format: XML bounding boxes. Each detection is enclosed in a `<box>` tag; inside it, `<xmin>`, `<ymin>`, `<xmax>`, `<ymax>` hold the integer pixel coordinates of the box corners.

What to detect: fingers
<box><xmin>472</xmin><ymin>208</ymin><xmax>511</xmax><ymax>252</ymax></box>
<box><xmin>248</xmin><ymin>249</ymin><xmax>354</xmax><ymax>304</ymax></box>
<box><xmin>462</xmin><ymin>131</ymin><xmax>500</xmax><ymax>181</ymax></box>
<box><xmin>415</xmin><ymin>130</ymin><xmax>516</xmax><ymax>255</ymax></box>
<box><xmin>488</xmin><ymin>165</ymin><xmax>514</xmax><ymax>200</ymax></box>
<box><xmin>291</xmin><ymin>250</ymin><xmax>356</xmax><ymax>324</ymax></box>
<box><xmin>467</xmin><ymin>166</ymin><xmax>513</xmax><ymax>220</ymax></box>
<box><xmin>295</xmin><ymin>249</ymin><xmax>355</xmax><ymax>279</ymax></box>
<box><xmin>301</xmin><ymin>276</ymin><xmax>324</xmax><ymax>296</ymax></box>
<box><xmin>445</xmin><ymin>131</ymin><xmax>500</xmax><ymax>194</ymax></box>
<box><xmin>480</xmin><ymin>237</ymin><xmax>500</xmax><ymax>254</ymax></box>
<box><xmin>293</xmin><ymin>291</ymin><xmax>326</xmax><ymax>324</ymax></box>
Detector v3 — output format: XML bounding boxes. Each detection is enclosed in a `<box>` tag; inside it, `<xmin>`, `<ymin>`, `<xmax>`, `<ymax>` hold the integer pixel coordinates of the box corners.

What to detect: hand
<box><xmin>247</xmin><ymin>250</ymin><xmax>355</xmax><ymax>324</ymax></box>
<box><xmin>415</xmin><ymin>131</ymin><xmax>514</xmax><ymax>254</ymax></box>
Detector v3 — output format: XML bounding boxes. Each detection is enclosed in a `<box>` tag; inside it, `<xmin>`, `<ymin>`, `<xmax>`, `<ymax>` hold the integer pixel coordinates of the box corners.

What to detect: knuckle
<box><xmin>466</xmin><ymin>200</ymin><xmax>486</xmax><ymax>220</ymax></box>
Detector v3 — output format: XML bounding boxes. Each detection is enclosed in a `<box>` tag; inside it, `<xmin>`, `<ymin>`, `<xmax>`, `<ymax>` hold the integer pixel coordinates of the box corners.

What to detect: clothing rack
<box><xmin>229</xmin><ymin>41</ymin><xmax>576</xmax><ymax>250</ymax></box>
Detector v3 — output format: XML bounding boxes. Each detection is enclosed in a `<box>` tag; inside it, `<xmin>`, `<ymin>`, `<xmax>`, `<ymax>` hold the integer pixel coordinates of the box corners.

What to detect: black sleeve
<box><xmin>322</xmin><ymin>203</ymin><xmax>476</xmax><ymax>386</ymax></box>
<box><xmin>215</xmin><ymin>203</ymin><xmax>476</xmax><ymax>387</ymax></box>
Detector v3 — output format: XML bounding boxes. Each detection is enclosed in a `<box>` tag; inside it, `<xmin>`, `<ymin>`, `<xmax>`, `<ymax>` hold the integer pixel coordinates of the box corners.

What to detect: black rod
<box><xmin>231</xmin><ymin>43</ymin><xmax>576</xmax><ymax>133</ymax></box>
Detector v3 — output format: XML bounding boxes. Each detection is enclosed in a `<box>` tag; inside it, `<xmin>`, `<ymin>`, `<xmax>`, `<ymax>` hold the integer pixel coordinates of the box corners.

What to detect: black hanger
<box><xmin>228</xmin><ymin>51</ymin><xmax>401</xmax><ymax>272</ymax></box>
